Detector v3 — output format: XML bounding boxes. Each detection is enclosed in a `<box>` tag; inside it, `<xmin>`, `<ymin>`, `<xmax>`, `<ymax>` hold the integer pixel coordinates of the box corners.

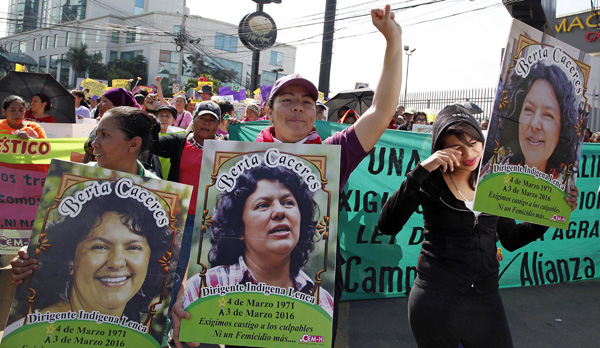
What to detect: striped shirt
<box><xmin>184</xmin><ymin>256</ymin><xmax>334</xmax><ymax>317</ymax></box>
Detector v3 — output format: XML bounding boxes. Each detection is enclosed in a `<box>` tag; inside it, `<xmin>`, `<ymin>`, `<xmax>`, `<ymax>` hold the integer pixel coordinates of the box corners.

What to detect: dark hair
<box><xmin>71</xmin><ymin>90</ymin><xmax>85</xmax><ymax>99</ymax></box>
<box><xmin>31</xmin><ymin>180</ymin><xmax>175</xmax><ymax>322</ymax></box>
<box><xmin>33</xmin><ymin>93</ymin><xmax>52</xmax><ymax>111</ymax></box>
<box><xmin>414</xmin><ymin>111</ymin><xmax>428</xmax><ymax>123</ymax></box>
<box><xmin>218</xmin><ymin>101</ymin><xmax>234</xmax><ymax>115</ymax></box>
<box><xmin>2</xmin><ymin>95</ymin><xmax>25</xmax><ymax>110</ymax></box>
<box><xmin>104</xmin><ymin>106</ymin><xmax>160</xmax><ymax>154</ymax></box>
<box><xmin>500</xmin><ymin>62</ymin><xmax>579</xmax><ymax>173</ymax></box>
<box><xmin>72</xmin><ymin>90</ymin><xmax>90</xmax><ymax>109</ymax></box>
<box><xmin>435</xmin><ymin>121</ymin><xmax>485</xmax><ymax>190</ymax></box>
<box><xmin>137</xmin><ymin>89</ymin><xmax>149</xmax><ymax>97</ymax></box>
<box><xmin>209</xmin><ymin>165</ymin><xmax>318</xmax><ymax>278</ymax></box>
<box><xmin>134</xmin><ymin>94</ymin><xmax>145</xmax><ymax>106</ymax></box>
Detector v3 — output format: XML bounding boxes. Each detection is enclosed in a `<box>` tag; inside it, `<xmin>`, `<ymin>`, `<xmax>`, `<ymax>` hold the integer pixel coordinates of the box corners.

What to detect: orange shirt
<box><xmin>0</xmin><ymin>119</ymin><xmax>48</xmax><ymax>139</ymax></box>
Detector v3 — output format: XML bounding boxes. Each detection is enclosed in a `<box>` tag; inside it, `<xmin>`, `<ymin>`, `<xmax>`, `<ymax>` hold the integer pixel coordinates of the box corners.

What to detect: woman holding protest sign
<box><xmin>11</xmin><ymin>106</ymin><xmax>161</xmax><ymax>283</ymax></box>
<box><xmin>378</xmin><ymin>104</ymin><xmax>580</xmax><ymax>348</ymax></box>
<box><xmin>171</xmin><ymin>4</ymin><xmax>403</xmax><ymax>347</ymax></box>
<box><xmin>1</xmin><ymin>95</ymin><xmax>47</xmax><ymax>139</ymax></box>
<box><xmin>182</xmin><ymin>164</ymin><xmax>334</xmax><ymax>316</ymax></box>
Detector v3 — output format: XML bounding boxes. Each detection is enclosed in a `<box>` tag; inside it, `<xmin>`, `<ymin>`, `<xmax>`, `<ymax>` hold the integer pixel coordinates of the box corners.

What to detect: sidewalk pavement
<box><xmin>335</xmin><ymin>279</ymin><xmax>600</xmax><ymax>348</ymax></box>
<box><xmin>2</xmin><ymin>258</ymin><xmax>598</xmax><ymax>348</ymax></box>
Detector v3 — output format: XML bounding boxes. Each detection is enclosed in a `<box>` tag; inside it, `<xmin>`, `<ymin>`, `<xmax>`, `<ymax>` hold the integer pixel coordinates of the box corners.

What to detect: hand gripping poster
<box><xmin>1</xmin><ymin>159</ymin><xmax>192</xmax><ymax>347</ymax></box>
<box><xmin>179</xmin><ymin>140</ymin><xmax>341</xmax><ymax>347</ymax></box>
<box><xmin>476</xmin><ymin>19</ymin><xmax>600</xmax><ymax>229</ymax></box>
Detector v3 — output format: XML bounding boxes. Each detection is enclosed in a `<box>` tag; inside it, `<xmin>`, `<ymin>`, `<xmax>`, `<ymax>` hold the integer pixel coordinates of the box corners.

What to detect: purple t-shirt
<box><xmin>324</xmin><ymin>124</ymin><xmax>370</xmax><ymax>191</ymax></box>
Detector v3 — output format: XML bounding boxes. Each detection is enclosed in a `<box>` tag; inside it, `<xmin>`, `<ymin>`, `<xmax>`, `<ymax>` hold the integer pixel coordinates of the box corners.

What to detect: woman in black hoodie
<box><xmin>378</xmin><ymin>104</ymin><xmax>579</xmax><ymax>348</ymax></box>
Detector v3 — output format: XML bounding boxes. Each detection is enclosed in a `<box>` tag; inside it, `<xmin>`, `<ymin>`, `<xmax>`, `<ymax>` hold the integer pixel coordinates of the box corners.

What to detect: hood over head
<box><xmin>431</xmin><ymin>104</ymin><xmax>484</xmax><ymax>154</ymax></box>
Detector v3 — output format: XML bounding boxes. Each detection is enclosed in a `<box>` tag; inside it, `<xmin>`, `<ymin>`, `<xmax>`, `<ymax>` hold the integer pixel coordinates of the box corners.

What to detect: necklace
<box><xmin>449</xmin><ymin>172</ymin><xmax>472</xmax><ymax>202</ymax></box>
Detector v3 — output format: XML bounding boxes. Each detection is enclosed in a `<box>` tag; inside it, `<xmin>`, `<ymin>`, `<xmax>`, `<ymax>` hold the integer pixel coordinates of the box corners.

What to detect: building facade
<box><xmin>1</xmin><ymin>0</ymin><xmax>296</xmax><ymax>92</ymax></box>
<box><xmin>554</xmin><ymin>9</ymin><xmax>600</xmax><ymax>131</ymax></box>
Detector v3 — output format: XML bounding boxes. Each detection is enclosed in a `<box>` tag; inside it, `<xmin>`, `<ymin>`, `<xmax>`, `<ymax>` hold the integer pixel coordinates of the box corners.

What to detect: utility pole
<box><xmin>403</xmin><ymin>46</ymin><xmax>415</xmax><ymax>106</ymax></box>
<box><xmin>177</xmin><ymin>0</ymin><xmax>188</xmax><ymax>84</ymax></box>
<box><xmin>318</xmin><ymin>0</ymin><xmax>336</xmax><ymax>99</ymax></box>
<box><xmin>249</xmin><ymin>2</ymin><xmax>264</xmax><ymax>93</ymax></box>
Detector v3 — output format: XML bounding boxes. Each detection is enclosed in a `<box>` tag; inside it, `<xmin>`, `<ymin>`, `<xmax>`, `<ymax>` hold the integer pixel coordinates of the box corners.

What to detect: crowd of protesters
<box><xmin>0</xmin><ymin>3</ymin><xmax>591</xmax><ymax>348</ymax></box>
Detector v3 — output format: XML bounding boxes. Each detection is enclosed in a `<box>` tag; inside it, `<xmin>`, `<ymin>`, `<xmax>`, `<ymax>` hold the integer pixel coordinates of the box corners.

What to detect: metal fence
<box><xmin>587</xmin><ymin>92</ymin><xmax>600</xmax><ymax>132</ymax></box>
<box><xmin>403</xmin><ymin>87</ymin><xmax>600</xmax><ymax>132</ymax></box>
<box><xmin>402</xmin><ymin>87</ymin><xmax>497</xmax><ymax>122</ymax></box>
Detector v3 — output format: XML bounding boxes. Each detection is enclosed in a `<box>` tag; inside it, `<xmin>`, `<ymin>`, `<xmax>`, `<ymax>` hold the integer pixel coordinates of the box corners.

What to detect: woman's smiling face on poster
<box><xmin>518</xmin><ymin>79</ymin><xmax>562</xmax><ymax>172</ymax></box>
<box><xmin>242</xmin><ymin>180</ymin><xmax>301</xmax><ymax>260</ymax></box>
<box><xmin>71</xmin><ymin>211</ymin><xmax>150</xmax><ymax>314</ymax></box>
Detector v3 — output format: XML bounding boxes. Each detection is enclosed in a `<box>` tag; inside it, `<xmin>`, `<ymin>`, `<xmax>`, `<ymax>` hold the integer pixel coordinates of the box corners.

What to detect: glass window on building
<box><xmin>43</xmin><ymin>36</ymin><xmax>48</xmax><ymax>50</ymax></box>
<box><xmin>96</xmin><ymin>30</ymin><xmax>101</xmax><ymax>43</ymax></box>
<box><xmin>121</xmin><ymin>50</ymin><xmax>143</xmax><ymax>61</ymax></box>
<box><xmin>210</xmin><ymin>57</ymin><xmax>243</xmax><ymax>87</ymax></box>
<box><xmin>81</xmin><ymin>31</ymin><xmax>86</xmax><ymax>44</ymax></box>
<box><xmin>134</xmin><ymin>0</ymin><xmax>144</xmax><ymax>15</ymax></box>
<box><xmin>60</xmin><ymin>54</ymin><xmax>70</xmax><ymax>87</ymax></box>
<box><xmin>245</xmin><ymin>64</ymin><xmax>253</xmax><ymax>90</ymax></box>
<box><xmin>158</xmin><ymin>50</ymin><xmax>179</xmax><ymax>75</ymax></box>
<box><xmin>15</xmin><ymin>0</ymin><xmax>40</xmax><ymax>33</ymax></box>
<box><xmin>66</xmin><ymin>32</ymin><xmax>71</xmax><ymax>46</ymax></box>
<box><xmin>270</xmin><ymin>51</ymin><xmax>283</xmax><ymax>67</ymax></box>
<box><xmin>61</xmin><ymin>0</ymin><xmax>87</xmax><ymax>22</ymax></box>
<box><xmin>214</xmin><ymin>32</ymin><xmax>238</xmax><ymax>53</ymax></box>
<box><xmin>126</xmin><ymin>28</ymin><xmax>135</xmax><ymax>43</ymax></box>
<box><xmin>262</xmin><ymin>70</ymin><xmax>277</xmax><ymax>87</ymax></box>
<box><xmin>54</xmin><ymin>34</ymin><xmax>58</xmax><ymax>48</ymax></box>
<box><xmin>38</xmin><ymin>56</ymin><xmax>47</xmax><ymax>73</ymax></box>
<box><xmin>111</xmin><ymin>30</ymin><xmax>119</xmax><ymax>44</ymax></box>
<box><xmin>109</xmin><ymin>50</ymin><xmax>118</xmax><ymax>62</ymax></box>
<box><xmin>19</xmin><ymin>41</ymin><xmax>26</xmax><ymax>53</ymax></box>
<box><xmin>173</xmin><ymin>25</ymin><xmax>180</xmax><ymax>34</ymax></box>
<box><xmin>32</xmin><ymin>39</ymin><xmax>36</xmax><ymax>51</ymax></box>
<box><xmin>135</xmin><ymin>26</ymin><xmax>141</xmax><ymax>43</ymax></box>
<box><xmin>49</xmin><ymin>55</ymin><xmax>59</xmax><ymax>79</ymax></box>
<box><xmin>39</xmin><ymin>37</ymin><xmax>43</xmax><ymax>50</ymax></box>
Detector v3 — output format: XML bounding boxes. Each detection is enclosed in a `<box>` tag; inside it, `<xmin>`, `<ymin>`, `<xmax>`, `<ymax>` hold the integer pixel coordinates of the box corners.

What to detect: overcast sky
<box><xmin>0</xmin><ymin>0</ymin><xmax>595</xmax><ymax>95</ymax></box>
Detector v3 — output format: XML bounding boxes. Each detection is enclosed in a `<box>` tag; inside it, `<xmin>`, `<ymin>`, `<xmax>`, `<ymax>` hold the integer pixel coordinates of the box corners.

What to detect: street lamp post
<box><xmin>271</xmin><ymin>68</ymin><xmax>283</xmax><ymax>81</ymax></box>
<box><xmin>403</xmin><ymin>45</ymin><xmax>416</xmax><ymax>106</ymax></box>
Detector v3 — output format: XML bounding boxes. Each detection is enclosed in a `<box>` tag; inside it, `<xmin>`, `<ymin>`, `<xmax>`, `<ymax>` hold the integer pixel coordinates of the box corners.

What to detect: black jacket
<box><xmin>378</xmin><ymin>164</ymin><xmax>548</xmax><ymax>294</ymax></box>
<box><xmin>150</xmin><ymin>132</ymin><xmax>189</xmax><ymax>182</ymax></box>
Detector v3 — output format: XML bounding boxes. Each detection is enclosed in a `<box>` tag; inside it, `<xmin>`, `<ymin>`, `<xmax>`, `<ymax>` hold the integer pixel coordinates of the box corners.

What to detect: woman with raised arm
<box><xmin>171</xmin><ymin>4</ymin><xmax>404</xmax><ymax>347</ymax></box>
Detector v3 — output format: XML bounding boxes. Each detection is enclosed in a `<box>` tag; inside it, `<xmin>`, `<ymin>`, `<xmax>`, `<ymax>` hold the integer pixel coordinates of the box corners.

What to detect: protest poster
<box><xmin>179</xmin><ymin>140</ymin><xmax>341</xmax><ymax>347</ymax></box>
<box><xmin>134</xmin><ymin>85</ymin><xmax>155</xmax><ymax>94</ymax></box>
<box><xmin>1</xmin><ymin>159</ymin><xmax>192</xmax><ymax>347</ymax></box>
<box><xmin>0</xmin><ymin>136</ymin><xmax>86</xmax><ymax>252</ymax></box>
<box><xmin>412</xmin><ymin>124</ymin><xmax>432</xmax><ymax>134</ymax></box>
<box><xmin>218</xmin><ymin>85</ymin><xmax>247</xmax><ymax>101</ymax></box>
<box><xmin>111</xmin><ymin>79</ymin><xmax>131</xmax><ymax>90</ymax></box>
<box><xmin>229</xmin><ymin>121</ymin><xmax>600</xmax><ymax>302</ymax></box>
<box><xmin>475</xmin><ymin>19</ymin><xmax>600</xmax><ymax>229</ymax></box>
<box><xmin>79</xmin><ymin>78</ymin><xmax>108</xmax><ymax>100</ymax></box>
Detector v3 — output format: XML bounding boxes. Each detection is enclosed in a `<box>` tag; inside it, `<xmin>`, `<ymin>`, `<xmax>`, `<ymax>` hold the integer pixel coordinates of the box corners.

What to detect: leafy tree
<box><xmin>65</xmin><ymin>43</ymin><xmax>96</xmax><ymax>80</ymax></box>
<box><xmin>105</xmin><ymin>55</ymin><xmax>147</xmax><ymax>85</ymax></box>
<box><xmin>88</xmin><ymin>52</ymin><xmax>107</xmax><ymax>80</ymax></box>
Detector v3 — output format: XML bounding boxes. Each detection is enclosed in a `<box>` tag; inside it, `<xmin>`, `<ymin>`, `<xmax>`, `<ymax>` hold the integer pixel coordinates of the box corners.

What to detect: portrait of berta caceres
<box><xmin>4</xmin><ymin>160</ymin><xmax>192</xmax><ymax>345</ymax></box>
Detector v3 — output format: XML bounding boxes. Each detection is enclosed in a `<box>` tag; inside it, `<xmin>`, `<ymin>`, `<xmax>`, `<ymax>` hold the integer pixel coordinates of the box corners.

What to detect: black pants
<box><xmin>408</xmin><ymin>282</ymin><xmax>513</xmax><ymax>348</ymax></box>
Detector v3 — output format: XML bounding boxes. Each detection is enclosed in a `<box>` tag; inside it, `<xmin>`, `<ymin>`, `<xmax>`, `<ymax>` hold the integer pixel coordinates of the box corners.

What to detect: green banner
<box><xmin>230</xmin><ymin>121</ymin><xmax>600</xmax><ymax>301</ymax></box>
